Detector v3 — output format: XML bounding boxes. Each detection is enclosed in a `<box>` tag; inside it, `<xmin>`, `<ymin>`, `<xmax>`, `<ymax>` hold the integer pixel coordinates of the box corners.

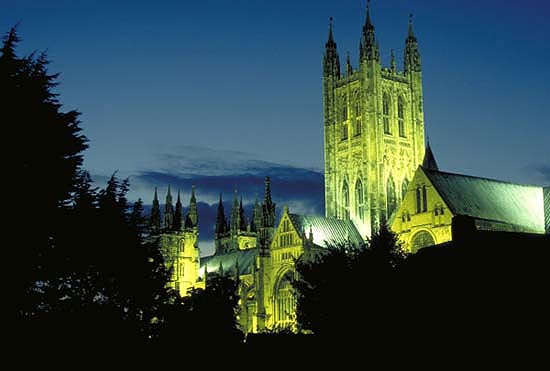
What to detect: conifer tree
<box><xmin>1</xmin><ymin>27</ymin><xmax>87</xmax><ymax>320</ymax></box>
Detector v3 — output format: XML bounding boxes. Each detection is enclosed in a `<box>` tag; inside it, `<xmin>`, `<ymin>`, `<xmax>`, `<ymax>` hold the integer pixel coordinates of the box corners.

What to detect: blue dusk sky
<box><xmin>2</xmin><ymin>0</ymin><xmax>549</xmax><ymax>253</ymax></box>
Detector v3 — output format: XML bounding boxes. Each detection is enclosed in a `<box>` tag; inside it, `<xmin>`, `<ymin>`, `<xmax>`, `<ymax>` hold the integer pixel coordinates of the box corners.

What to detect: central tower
<box><xmin>323</xmin><ymin>4</ymin><xmax>425</xmax><ymax>237</ymax></box>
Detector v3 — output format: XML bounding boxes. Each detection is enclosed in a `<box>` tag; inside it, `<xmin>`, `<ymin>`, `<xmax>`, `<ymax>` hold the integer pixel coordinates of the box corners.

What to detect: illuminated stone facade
<box><xmin>323</xmin><ymin>6</ymin><xmax>425</xmax><ymax>238</ymax></box>
<box><xmin>150</xmin><ymin>5</ymin><xmax>550</xmax><ymax>337</ymax></box>
<box><xmin>151</xmin><ymin>186</ymin><xmax>204</xmax><ymax>296</ymax></box>
<box><xmin>391</xmin><ymin>159</ymin><xmax>549</xmax><ymax>252</ymax></box>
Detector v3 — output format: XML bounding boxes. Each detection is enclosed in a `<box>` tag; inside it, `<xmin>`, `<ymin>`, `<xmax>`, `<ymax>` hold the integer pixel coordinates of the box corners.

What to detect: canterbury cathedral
<box><xmin>147</xmin><ymin>4</ymin><xmax>550</xmax><ymax>334</ymax></box>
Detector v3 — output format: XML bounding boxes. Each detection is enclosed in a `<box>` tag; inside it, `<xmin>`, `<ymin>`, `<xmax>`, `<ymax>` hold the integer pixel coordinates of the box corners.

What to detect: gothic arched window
<box><xmin>422</xmin><ymin>185</ymin><xmax>428</xmax><ymax>212</ymax></box>
<box><xmin>416</xmin><ymin>187</ymin><xmax>421</xmax><ymax>213</ymax></box>
<box><xmin>342</xmin><ymin>181</ymin><xmax>350</xmax><ymax>220</ymax></box>
<box><xmin>386</xmin><ymin>176</ymin><xmax>396</xmax><ymax>219</ymax></box>
<box><xmin>342</xmin><ymin>95</ymin><xmax>348</xmax><ymax>121</ymax></box>
<box><xmin>342</xmin><ymin>122</ymin><xmax>348</xmax><ymax>140</ymax></box>
<box><xmin>383</xmin><ymin>93</ymin><xmax>391</xmax><ymax>134</ymax></box>
<box><xmin>355</xmin><ymin>179</ymin><xmax>364</xmax><ymax>221</ymax></box>
<box><xmin>398</xmin><ymin>96</ymin><xmax>405</xmax><ymax>137</ymax></box>
<box><xmin>355</xmin><ymin>118</ymin><xmax>361</xmax><ymax>136</ymax></box>
<box><xmin>411</xmin><ymin>230</ymin><xmax>435</xmax><ymax>253</ymax></box>
<box><xmin>275</xmin><ymin>271</ymin><xmax>295</xmax><ymax>326</ymax></box>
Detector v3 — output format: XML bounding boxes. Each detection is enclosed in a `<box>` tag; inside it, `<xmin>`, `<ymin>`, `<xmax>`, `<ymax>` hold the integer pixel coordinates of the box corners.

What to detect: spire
<box><xmin>404</xmin><ymin>13</ymin><xmax>421</xmax><ymax>73</ymax></box>
<box><xmin>323</xmin><ymin>17</ymin><xmax>340</xmax><ymax>79</ymax></box>
<box><xmin>218</xmin><ymin>261</ymin><xmax>224</xmax><ymax>276</ymax></box>
<box><xmin>173</xmin><ymin>190</ymin><xmax>183</xmax><ymax>231</ymax></box>
<box><xmin>261</xmin><ymin>177</ymin><xmax>276</xmax><ymax>229</ymax></box>
<box><xmin>215</xmin><ymin>193</ymin><xmax>227</xmax><ymax>236</ymax></box>
<box><xmin>365</xmin><ymin>0</ymin><xmax>373</xmax><ymax>28</ymax></box>
<box><xmin>408</xmin><ymin>13</ymin><xmax>415</xmax><ymax>38</ymax></box>
<box><xmin>185</xmin><ymin>185</ymin><xmax>198</xmax><ymax>229</ymax></box>
<box><xmin>150</xmin><ymin>187</ymin><xmax>161</xmax><ymax>234</ymax></box>
<box><xmin>422</xmin><ymin>140</ymin><xmax>439</xmax><ymax>170</ymax></box>
<box><xmin>163</xmin><ymin>185</ymin><xmax>174</xmax><ymax>230</ymax></box>
<box><xmin>251</xmin><ymin>195</ymin><xmax>261</xmax><ymax>232</ymax></box>
<box><xmin>230</xmin><ymin>189</ymin><xmax>241</xmax><ymax>233</ymax></box>
<box><xmin>360</xmin><ymin>0</ymin><xmax>379</xmax><ymax>62</ymax></box>
<box><xmin>239</xmin><ymin>196</ymin><xmax>247</xmax><ymax>231</ymax></box>
<box><xmin>390</xmin><ymin>49</ymin><xmax>396</xmax><ymax>72</ymax></box>
<box><xmin>327</xmin><ymin>16</ymin><xmax>335</xmax><ymax>44</ymax></box>
<box><xmin>345</xmin><ymin>52</ymin><xmax>353</xmax><ymax>76</ymax></box>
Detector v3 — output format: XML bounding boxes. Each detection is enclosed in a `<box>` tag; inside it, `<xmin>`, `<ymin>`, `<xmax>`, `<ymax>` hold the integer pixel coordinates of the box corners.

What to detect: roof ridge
<box><xmin>423</xmin><ymin>167</ymin><xmax>542</xmax><ymax>188</ymax></box>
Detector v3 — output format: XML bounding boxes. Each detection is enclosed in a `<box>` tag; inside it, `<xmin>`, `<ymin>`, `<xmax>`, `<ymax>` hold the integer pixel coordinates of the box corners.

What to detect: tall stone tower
<box><xmin>323</xmin><ymin>4</ymin><xmax>425</xmax><ymax>237</ymax></box>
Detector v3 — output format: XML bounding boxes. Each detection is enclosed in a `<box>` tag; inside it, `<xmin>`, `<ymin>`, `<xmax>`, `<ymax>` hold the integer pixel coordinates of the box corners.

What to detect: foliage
<box><xmin>2</xmin><ymin>26</ymin><xmax>88</xmax><ymax>320</ymax></box>
<box><xmin>293</xmin><ymin>224</ymin><xmax>406</xmax><ymax>339</ymax></box>
<box><xmin>157</xmin><ymin>275</ymin><xmax>243</xmax><ymax>347</ymax></box>
<box><xmin>3</xmin><ymin>28</ymin><xmax>243</xmax><ymax>348</ymax></box>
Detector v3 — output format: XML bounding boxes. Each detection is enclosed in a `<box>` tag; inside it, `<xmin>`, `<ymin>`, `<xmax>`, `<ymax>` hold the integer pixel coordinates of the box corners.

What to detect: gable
<box><xmin>272</xmin><ymin>211</ymin><xmax>302</xmax><ymax>249</ymax></box>
<box><xmin>392</xmin><ymin>166</ymin><xmax>452</xmax><ymax>223</ymax></box>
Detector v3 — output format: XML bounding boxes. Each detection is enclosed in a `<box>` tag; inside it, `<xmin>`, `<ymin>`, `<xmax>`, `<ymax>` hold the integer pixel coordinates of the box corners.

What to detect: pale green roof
<box><xmin>288</xmin><ymin>214</ymin><xmax>365</xmax><ymax>248</ymax></box>
<box><xmin>200</xmin><ymin>248</ymin><xmax>257</xmax><ymax>277</ymax></box>
<box><xmin>544</xmin><ymin>187</ymin><xmax>550</xmax><ymax>233</ymax></box>
<box><xmin>424</xmin><ymin>168</ymin><xmax>545</xmax><ymax>233</ymax></box>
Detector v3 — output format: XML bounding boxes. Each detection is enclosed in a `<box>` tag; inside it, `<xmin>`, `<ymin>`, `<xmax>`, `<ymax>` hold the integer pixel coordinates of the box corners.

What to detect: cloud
<box><xmin>91</xmin><ymin>145</ymin><xmax>325</xmax><ymax>255</ymax></box>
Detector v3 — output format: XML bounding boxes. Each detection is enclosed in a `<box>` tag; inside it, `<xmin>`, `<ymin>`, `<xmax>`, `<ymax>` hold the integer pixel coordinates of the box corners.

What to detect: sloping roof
<box><xmin>201</xmin><ymin>248</ymin><xmax>258</xmax><ymax>277</ymax></box>
<box><xmin>288</xmin><ymin>214</ymin><xmax>364</xmax><ymax>248</ymax></box>
<box><xmin>544</xmin><ymin>187</ymin><xmax>550</xmax><ymax>233</ymax></box>
<box><xmin>423</xmin><ymin>168</ymin><xmax>545</xmax><ymax>233</ymax></box>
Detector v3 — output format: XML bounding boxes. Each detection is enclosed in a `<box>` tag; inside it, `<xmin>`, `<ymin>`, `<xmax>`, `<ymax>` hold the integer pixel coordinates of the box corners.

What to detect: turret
<box><xmin>150</xmin><ymin>187</ymin><xmax>161</xmax><ymax>234</ymax></box>
<box><xmin>185</xmin><ymin>185</ymin><xmax>198</xmax><ymax>229</ymax></box>
<box><xmin>360</xmin><ymin>0</ymin><xmax>379</xmax><ymax>63</ymax></box>
<box><xmin>163</xmin><ymin>185</ymin><xmax>174</xmax><ymax>229</ymax></box>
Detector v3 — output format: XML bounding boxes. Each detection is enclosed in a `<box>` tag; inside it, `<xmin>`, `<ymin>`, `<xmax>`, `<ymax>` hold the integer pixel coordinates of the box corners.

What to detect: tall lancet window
<box><xmin>386</xmin><ymin>176</ymin><xmax>396</xmax><ymax>219</ymax></box>
<box><xmin>355</xmin><ymin>179</ymin><xmax>365</xmax><ymax>221</ymax></box>
<box><xmin>398</xmin><ymin>96</ymin><xmax>405</xmax><ymax>137</ymax></box>
<box><xmin>383</xmin><ymin>93</ymin><xmax>391</xmax><ymax>134</ymax></box>
<box><xmin>342</xmin><ymin>181</ymin><xmax>350</xmax><ymax>220</ymax></box>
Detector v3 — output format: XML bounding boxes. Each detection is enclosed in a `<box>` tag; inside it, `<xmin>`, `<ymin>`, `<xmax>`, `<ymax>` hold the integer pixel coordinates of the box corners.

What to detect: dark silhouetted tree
<box><xmin>294</xmin><ymin>224</ymin><xmax>406</xmax><ymax>340</ymax></box>
<box><xmin>2</xmin><ymin>26</ymin><xmax>87</xmax><ymax>321</ymax></box>
<box><xmin>130</xmin><ymin>198</ymin><xmax>147</xmax><ymax>237</ymax></box>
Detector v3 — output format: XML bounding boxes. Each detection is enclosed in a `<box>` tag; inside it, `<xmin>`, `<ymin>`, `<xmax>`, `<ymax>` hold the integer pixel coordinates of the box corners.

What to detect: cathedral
<box><xmin>147</xmin><ymin>4</ymin><xmax>550</xmax><ymax>335</ymax></box>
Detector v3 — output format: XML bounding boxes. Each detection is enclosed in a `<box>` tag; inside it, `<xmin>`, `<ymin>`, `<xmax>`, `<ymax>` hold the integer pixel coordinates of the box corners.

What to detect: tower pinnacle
<box><xmin>360</xmin><ymin>0</ymin><xmax>379</xmax><ymax>62</ymax></box>
<box><xmin>173</xmin><ymin>189</ymin><xmax>183</xmax><ymax>231</ymax></box>
<box><xmin>404</xmin><ymin>13</ymin><xmax>421</xmax><ymax>73</ymax></box>
<box><xmin>150</xmin><ymin>187</ymin><xmax>161</xmax><ymax>234</ymax></box>
<box><xmin>185</xmin><ymin>185</ymin><xmax>198</xmax><ymax>229</ymax></box>
<box><xmin>164</xmin><ymin>185</ymin><xmax>174</xmax><ymax>229</ymax></box>
<box><xmin>323</xmin><ymin>16</ymin><xmax>340</xmax><ymax>79</ymax></box>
